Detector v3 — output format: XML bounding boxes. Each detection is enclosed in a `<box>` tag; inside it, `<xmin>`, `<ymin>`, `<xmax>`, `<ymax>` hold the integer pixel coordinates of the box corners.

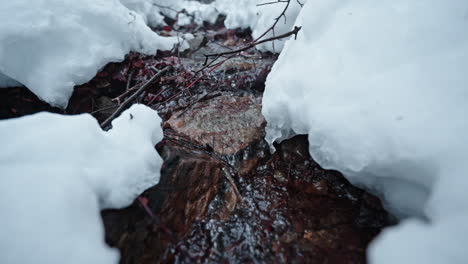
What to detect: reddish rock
<box><xmin>102</xmin><ymin>135</ymin><xmax>391</xmax><ymax>264</ymax></box>
<box><xmin>165</xmin><ymin>94</ymin><xmax>265</xmax><ymax>155</ymax></box>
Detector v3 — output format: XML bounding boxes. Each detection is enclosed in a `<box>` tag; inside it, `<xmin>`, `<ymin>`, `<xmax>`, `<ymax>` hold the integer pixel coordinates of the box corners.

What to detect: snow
<box><xmin>120</xmin><ymin>0</ymin><xmax>166</xmax><ymax>26</ymax></box>
<box><xmin>0</xmin><ymin>0</ymin><xmax>177</xmax><ymax>108</ymax></box>
<box><xmin>262</xmin><ymin>0</ymin><xmax>468</xmax><ymax>263</ymax></box>
<box><xmin>216</xmin><ymin>0</ymin><xmax>306</xmax><ymax>52</ymax></box>
<box><xmin>0</xmin><ymin>104</ymin><xmax>163</xmax><ymax>264</ymax></box>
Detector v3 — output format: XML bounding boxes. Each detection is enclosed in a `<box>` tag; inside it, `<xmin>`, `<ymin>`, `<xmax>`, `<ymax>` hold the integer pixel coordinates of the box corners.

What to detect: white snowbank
<box><xmin>0</xmin><ymin>104</ymin><xmax>163</xmax><ymax>264</ymax></box>
<box><xmin>262</xmin><ymin>0</ymin><xmax>468</xmax><ymax>263</ymax></box>
<box><xmin>0</xmin><ymin>0</ymin><xmax>177</xmax><ymax>108</ymax></box>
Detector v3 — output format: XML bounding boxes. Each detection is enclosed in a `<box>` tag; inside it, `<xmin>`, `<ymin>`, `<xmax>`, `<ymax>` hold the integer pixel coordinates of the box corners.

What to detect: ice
<box><xmin>261</xmin><ymin>0</ymin><xmax>468</xmax><ymax>263</ymax></box>
<box><xmin>0</xmin><ymin>104</ymin><xmax>163</xmax><ymax>264</ymax></box>
<box><xmin>0</xmin><ymin>0</ymin><xmax>177</xmax><ymax>108</ymax></box>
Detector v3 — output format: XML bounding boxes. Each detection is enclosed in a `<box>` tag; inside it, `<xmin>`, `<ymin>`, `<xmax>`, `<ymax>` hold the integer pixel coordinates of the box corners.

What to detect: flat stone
<box><xmin>165</xmin><ymin>94</ymin><xmax>265</xmax><ymax>155</ymax></box>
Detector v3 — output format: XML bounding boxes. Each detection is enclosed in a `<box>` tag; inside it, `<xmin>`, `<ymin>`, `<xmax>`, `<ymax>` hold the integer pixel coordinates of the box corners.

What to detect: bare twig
<box><xmin>202</xmin><ymin>0</ymin><xmax>302</xmax><ymax>66</ymax></box>
<box><xmin>91</xmin><ymin>104</ymin><xmax>119</xmax><ymax>115</ymax></box>
<box><xmin>257</xmin><ymin>0</ymin><xmax>289</xmax><ymax>6</ymax></box>
<box><xmin>254</xmin><ymin>0</ymin><xmax>292</xmax><ymax>42</ymax></box>
<box><xmin>203</xmin><ymin>26</ymin><xmax>301</xmax><ymax>64</ymax></box>
<box><xmin>115</xmin><ymin>65</ymin><xmax>169</xmax><ymax>107</ymax></box>
<box><xmin>113</xmin><ymin>83</ymin><xmax>140</xmax><ymax>104</ymax></box>
<box><xmin>153</xmin><ymin>0</ymin><xmax>301</xmax><ymax>109</ymax></box>
<box><xmin>100</xmin><ymin>66</ymin><xmax>170</xmax><ymax>128</ymax></box>
<box><xmin>160</xmin><ymin>55</ymin><xmax>233</xmax><ymax>105</ymax></box>
<box><xmin>126</xmin><ymin>70</ymin><xmax>135</xmax><ymax>90</ymax></box>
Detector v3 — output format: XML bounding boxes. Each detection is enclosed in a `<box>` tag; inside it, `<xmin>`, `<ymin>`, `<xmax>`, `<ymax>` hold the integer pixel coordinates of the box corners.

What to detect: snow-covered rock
<box><xmin>262</xmin><ymin>0</ymin><xmax>468</xmax><ymax>263</ymax></box>
<box><xmin>0</xmin><ymin>104</ymin><xmax>163</xmax><ymax>264</ymax></box>
<box><xmin>0</xmin><ymin>0</ymin><xmax>177</xmax><ymax>108</ymax></box>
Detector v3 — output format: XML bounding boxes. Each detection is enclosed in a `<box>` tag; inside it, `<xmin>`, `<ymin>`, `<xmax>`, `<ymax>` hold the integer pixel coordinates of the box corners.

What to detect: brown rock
<box><xmin>165</xmin><ymin>94</ymin><xmax>265</xmax><ymax>155</ymax></box>
<box><xmin>103</xmin><ymin>114</ymin><xmax>391</xmax><ymax>264</ymax></box>
<box><xmin>155</xmin><ymin>141</ymin><xmax>227</xmax><ymax>233</ymax></box>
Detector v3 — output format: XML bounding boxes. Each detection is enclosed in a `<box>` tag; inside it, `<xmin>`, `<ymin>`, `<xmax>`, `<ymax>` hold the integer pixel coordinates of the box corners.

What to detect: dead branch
<box><xmin>159</xmin><ymin>55</ymin><xmax>233</xmax><ymax>105</ymax></box>
<box><xmin>152</xmin><ymin>0</ymin><xmax>302</xmax><ymax>107</ymax></box>
<box><xmin>91</xmin><ymin>104</ymin><xmax>119</xmax><ymax>115</ymax></box>
<box><xmin>254</xmin><ymin>0</ymin><xmax>292</xmax><ymax>42</ymax></box>
<box><xmin>111</xmin><ymin>69</ymin><xmax>137</xmax><ymax>105</ymax></box>
<box><xmin>257</xmin><ymin>0</ymin><xmax>289</xmax><ymax>7</ymax></box>
<box><xmin>126</xmin><ymin>70</ymin><xmax>135</xmax><ymax>90</ymax></box>
<box><xmin>112</xmin><ymin>83</ymin><xmax>139</xmax><ymax>104</ymax></box>
<box><xmin>203</xmin><ymin>26</ymin><xmax>301</xmax><ymax>65</ymax></box>
<box><xmin>202</xmin><ymin>0</ymin><xmax>301</xmax><ymax>67</ymax></box>
<box><xmin>100</xmin><ymin>66</ymin><xmax>170</xmax><ymax>128</ymax></box>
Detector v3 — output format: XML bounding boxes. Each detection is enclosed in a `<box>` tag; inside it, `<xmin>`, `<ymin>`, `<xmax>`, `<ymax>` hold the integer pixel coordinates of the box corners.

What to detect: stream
<box><xmin>0</xmin><ymin>17</ymin><xmax>392</xmax><ymax>264</ymax></box>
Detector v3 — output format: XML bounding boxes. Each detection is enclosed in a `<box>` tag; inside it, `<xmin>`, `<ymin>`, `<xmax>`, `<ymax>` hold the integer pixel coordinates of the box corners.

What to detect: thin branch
<box><xmin>200</xmin><ymin>54</ymin><xmax>222</xmax><ymax>72</ymax></box>
<box><xmin>188</xmin><ymin>0</ymin><xmax>301</xmax><ymax>86</ymax></box>
<box><xmin>257</xmin><ymin>0</ymin><xmax>289</xmax><ymax>6</ymax></box>
<box><xmin>113</xmin><ymin>83</ymin><xmax>140</xmax><ymax>104</ymax></box>
<box><xmin>126</xmin><ymin>70</ymin><xmax>135</xmax><ymax>90</ymax></box>
<box><xmin>161</xmin><ymin>55</ymin><xmax>234</xmax><ymax>105</ymax></box>
<box><xmin>254</xmin><ymin>0</ymin><xmax>291</xmax><ymax>42</ymax></box>
<box><xmin>203</xmin><ymin>26</ymin><xmax>301</xmax><ymax>63</ymax></box>
<box><xmin>91</xmin><ymin>104</ymin><xmax>119</xmax><ymax>115</ymax></box>
<box><xmin>100</xmin><ymin>66</ymin><xmax>170</xmax><ymax>128</ymax></box>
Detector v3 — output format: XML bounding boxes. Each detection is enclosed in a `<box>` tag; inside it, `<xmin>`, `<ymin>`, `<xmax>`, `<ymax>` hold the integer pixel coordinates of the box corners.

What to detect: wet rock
<box><xmin>99</xmin><ymin>18</ymin><xmax>390</xmax><ymax>264</ymax></box>
<box><xmin>102</xmin><ymin>134</ymin><xmax>391</xmax><ymax>264</ymax></box>
<box><xmin>102</xmin><ymin>139</ymin><xmax>237</xmax><ymax>264</ymax></box>
<box><xmin>156</xmin><ymin>142</ymin><xmax>224</xmax><ymax>231</ymax></box>
<box><xmin>165</xmin><ymin>94</ymin><xmax>265</xmax><ymax>155</ymax></box>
